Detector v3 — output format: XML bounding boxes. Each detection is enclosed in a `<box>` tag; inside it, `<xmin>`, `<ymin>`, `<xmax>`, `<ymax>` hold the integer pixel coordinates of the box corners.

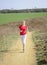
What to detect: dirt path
<box><xmin>0</xmin><ymin>32</ymin><xmax>37</xmax><ymax>65</ymax></box>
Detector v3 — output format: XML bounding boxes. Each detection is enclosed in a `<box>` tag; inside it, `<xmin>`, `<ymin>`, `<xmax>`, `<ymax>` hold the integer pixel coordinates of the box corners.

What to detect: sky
<box><xmin>0</xmin><ymin>0</ymin><xmax>47</xmax><ymax>9</ymax></box>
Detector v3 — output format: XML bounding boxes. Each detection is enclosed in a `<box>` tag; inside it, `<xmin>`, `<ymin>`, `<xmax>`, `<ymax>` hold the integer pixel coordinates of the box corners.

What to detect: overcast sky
<box><xmin>0</xmin><ymin>0</ymin><xmax>47</xmax><ymax>9</ymax></box>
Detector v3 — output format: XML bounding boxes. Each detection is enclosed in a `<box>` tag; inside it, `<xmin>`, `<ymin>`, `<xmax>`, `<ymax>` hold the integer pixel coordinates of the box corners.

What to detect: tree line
<box><xmin>0</xmin><ymin>8</ymin><xmax>47</xmax><ymax>13</ymax></box>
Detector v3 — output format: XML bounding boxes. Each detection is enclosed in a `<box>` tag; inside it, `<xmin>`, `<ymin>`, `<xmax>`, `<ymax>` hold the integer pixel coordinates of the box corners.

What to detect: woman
<box><xmin>19</xmin><ymin>20</ymin><xmax>28</xmax><ymax>52</ymax></box>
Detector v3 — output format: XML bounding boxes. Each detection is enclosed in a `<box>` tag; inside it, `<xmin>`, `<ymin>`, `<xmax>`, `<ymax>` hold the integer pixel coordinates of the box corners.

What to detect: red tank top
<box><xmin>19</xmin><ymin>25</ymin><xmax>28</xmax><ymax>35</ymax></box>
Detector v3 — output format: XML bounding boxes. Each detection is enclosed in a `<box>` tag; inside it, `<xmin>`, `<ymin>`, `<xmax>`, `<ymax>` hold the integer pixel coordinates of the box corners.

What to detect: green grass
<box><xmin>0</xmin><ymin>12</ymin><xmax>47</xmax><ymax>24</ymax></box>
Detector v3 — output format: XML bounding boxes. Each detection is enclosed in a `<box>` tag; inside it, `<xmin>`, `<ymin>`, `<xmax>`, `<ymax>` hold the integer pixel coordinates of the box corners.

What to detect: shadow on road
<box><xmin>0</xmin><ymin>50</ymin><xmax>24</xmax><ymax>53</ymax></box>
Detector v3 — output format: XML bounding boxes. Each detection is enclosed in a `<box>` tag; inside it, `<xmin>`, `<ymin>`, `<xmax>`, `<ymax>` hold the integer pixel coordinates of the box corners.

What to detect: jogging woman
<box><xmin>19</xmin><ymin>20</ymin><xmax>28</xmax><ymax>52</ymax></box>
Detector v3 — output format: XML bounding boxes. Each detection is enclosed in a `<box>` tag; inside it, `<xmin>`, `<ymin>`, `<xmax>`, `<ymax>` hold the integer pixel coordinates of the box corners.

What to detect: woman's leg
<box><xmin>23</xmin><ymin>43</ymin><xmax>24</xmax><ymax>52</ymax></box>
<box><xmin>23</xmin><ymin>35</ymin><xmax>27</xmax><ymax>52</ymax></box>
<box><xmin>21</xmin><ymin>34</ymin><xmax>27</xmax><ymax>52</ymax></box>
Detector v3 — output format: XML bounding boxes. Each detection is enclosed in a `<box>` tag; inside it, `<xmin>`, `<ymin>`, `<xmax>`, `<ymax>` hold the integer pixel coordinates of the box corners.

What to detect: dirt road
<box><xmin>0</xmin><ymin>32</ymin><xmax>37</xmax><ymax>65</ymax></box>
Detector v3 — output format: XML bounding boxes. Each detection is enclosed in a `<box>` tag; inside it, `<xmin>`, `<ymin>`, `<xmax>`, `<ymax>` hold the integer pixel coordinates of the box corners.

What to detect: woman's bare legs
<box><xmin>23</xmin><ymin>43</ymin><xmax>24</xmax><ymax>52</ymax></box>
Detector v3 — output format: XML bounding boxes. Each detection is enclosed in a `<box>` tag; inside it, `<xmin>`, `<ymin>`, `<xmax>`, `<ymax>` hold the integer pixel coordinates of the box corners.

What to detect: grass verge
<box><xmin>0</xmin><ymin>33</ymin><xmax>19</xmax><ymax>60</ymax></box>
<box><xmin>32</xmin><ymin>31</ymin><xmax>47</xmax><ymax>65</ymax></box>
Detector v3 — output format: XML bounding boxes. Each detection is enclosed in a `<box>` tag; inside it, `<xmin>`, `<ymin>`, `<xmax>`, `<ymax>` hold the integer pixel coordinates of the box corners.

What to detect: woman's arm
<box><xmin>26</xmin><ymin>26</ymin><xmax>28</xmax><ymax>33</ymax></box>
